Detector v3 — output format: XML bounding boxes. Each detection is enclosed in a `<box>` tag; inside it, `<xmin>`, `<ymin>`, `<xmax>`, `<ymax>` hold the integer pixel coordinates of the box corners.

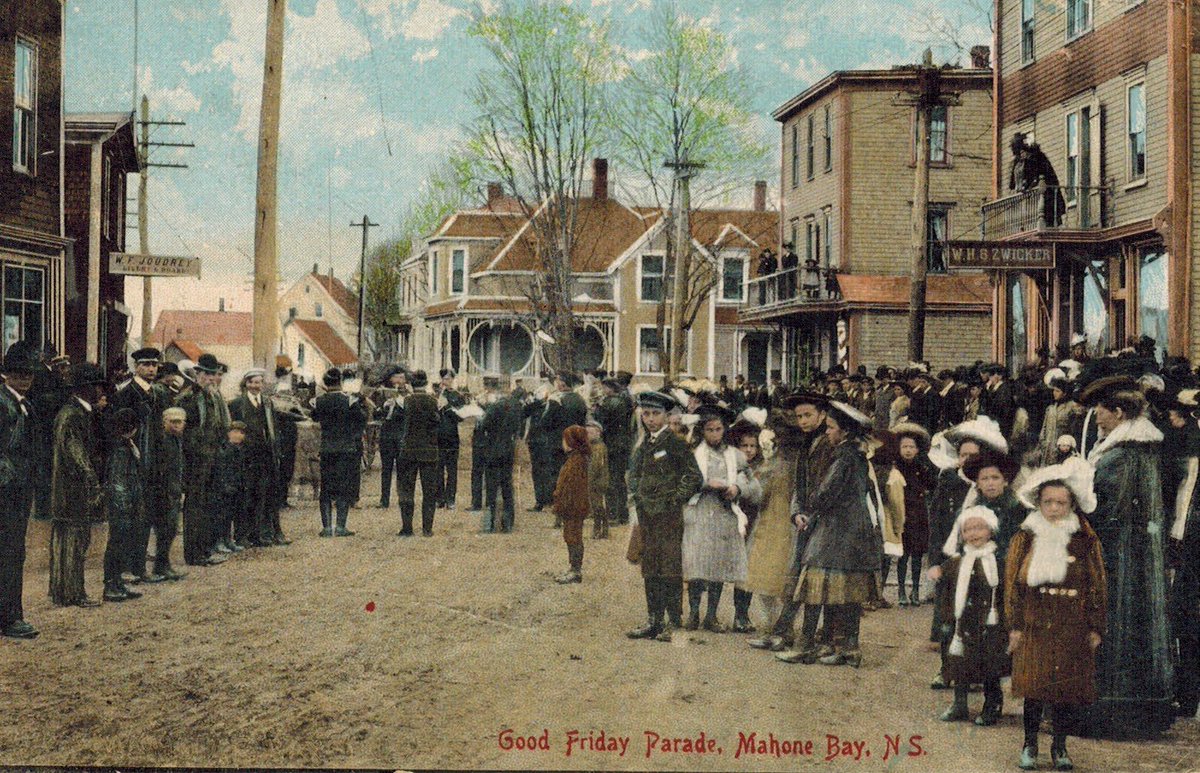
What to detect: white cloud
<box><xmin>779</xmin><ymin>56</ymin><xmax>826</xmax><ymax>88</ymax></box>
<box><xmin>782</xmin><ymin>29</ymin><xmax>810</xmax><ymax>51</ymax></box>
<box><xmin>412</xmin><ymin>47</ymin><xmax>440</xmax><ymax>64</ymax></box>
<box><xmin>288</xmin><ymin>0</ymin><xmax>371</xmax><ymax>71</ymax></box>
<box><xmin>401</xmin><ymin>0</ymin><xmax>463</xmax><ymax>41</ymax></box>
<box><xmin>138</xmin><ymin>66</ymin><xmax>202</xmax><ymax>114</ymax></box>
<box><xmin>181</xmin><ymin>60</ymin><xmax>212</xmax><ymax>76</ymax></box>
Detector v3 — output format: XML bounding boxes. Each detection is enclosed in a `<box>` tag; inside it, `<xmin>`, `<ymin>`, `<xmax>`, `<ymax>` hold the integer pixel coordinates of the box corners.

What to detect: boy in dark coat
<box><xmin>212</xmin><ymin>422</ymin><xmax>249</xmax><ymax>550</ymax></box>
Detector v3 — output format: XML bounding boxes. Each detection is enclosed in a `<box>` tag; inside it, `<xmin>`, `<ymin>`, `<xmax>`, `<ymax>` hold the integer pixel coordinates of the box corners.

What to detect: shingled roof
<box><xmin>291</xmin><ymin>318</ymin><xmax>358</xmax><ymax>366</ymax></box>
<box><xmin>308</xmin><ymin>272</ymin><xmax>357</xmax><ymax>319</ymax></box>
<box><xmin>151</xmin><ymin>310</ymin><xmax>253</xmax><ymax>349</ymax></box>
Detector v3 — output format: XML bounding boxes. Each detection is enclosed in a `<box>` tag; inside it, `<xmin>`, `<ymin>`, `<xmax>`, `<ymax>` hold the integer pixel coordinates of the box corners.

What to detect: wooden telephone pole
<box><xmin>251</xmin><ymin>0</ymin><xmax>287</xmax><ymax>369</ymax></box>
<box><xmin>664</xmin><ymin>154</ymin><xmax>704</xmax><ymax>381</ymax></box>
<box><xmin>350</xmin><ymin>215</ymin><xmax>379</xmax><ymax>361</ymax></box>
<box><xmin>896</xmin><ymin>50</ymin><xmax>959</xmax><ymax>362</ymax></box>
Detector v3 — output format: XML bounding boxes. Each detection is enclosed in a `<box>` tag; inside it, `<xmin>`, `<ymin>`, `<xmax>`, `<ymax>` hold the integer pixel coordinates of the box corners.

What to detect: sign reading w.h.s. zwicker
<box><xmin>945</xmin><ymin>241</ymin><xmax>1055</xmax><ymax>270</ymax></box>
<box><xmin>109</xmin><ymin>252</ymin><xmax>202</xmax><ymax>278</ymax></box>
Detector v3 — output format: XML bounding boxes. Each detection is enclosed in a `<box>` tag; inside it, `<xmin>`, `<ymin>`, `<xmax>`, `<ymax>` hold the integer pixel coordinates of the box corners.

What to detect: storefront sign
<box><xmin>109</xmin><ymin>252</ymin><xmax>201</xmax><ymax>278</ymax></box>
<box><xmin>946</xmin><ymin>241</ymin><xmax>1055</xmax><ymax>270</ymax></box>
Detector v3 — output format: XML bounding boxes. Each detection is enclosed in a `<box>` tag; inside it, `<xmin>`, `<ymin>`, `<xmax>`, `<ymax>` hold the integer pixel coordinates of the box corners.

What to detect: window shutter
<box><xmin>1088</xmin><ymin>103</ymin><xmax>1105</xmax><ymax>227</ymax></box>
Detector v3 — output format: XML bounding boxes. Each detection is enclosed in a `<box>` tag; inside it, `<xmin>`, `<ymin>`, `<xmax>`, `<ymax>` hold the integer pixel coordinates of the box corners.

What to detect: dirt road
<box><xmin>2</xmin><ymin>462</ymin><xmax>1198</xmax><ymax>771</ymax></box>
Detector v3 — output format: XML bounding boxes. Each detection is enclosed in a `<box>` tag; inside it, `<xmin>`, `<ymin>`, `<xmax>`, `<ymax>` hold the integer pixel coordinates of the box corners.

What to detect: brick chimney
<box><xmin>486</xmin><ymin>182</ymin><xmax>503</xmax><ymax>206</ymax></box>
<box><xmin>753</xmin><ymin>180</ymin><xmax>767</xmax><ymax>211</ymax></box>
<box><xmin>970</xmin><ymin>45</ymin><xmax>990</xmax><ymax>69</ymax></box>
<box><xmin>218</xmin><ymin>297</ymin><xmax>225</xmax><ymax>312</ymax></box>
<box><xmin>592</xmin><ymin>158</ymin><xmax>609</xmax><ymax>201</ymax></box>
<box><xmin>312</xmin><ymin>262</ymin><xmax>319</xmax><ymax>275</ymax></box>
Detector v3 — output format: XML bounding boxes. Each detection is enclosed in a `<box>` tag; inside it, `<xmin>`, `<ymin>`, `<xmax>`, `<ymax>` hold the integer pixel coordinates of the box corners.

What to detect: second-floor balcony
<box><xmin>981</xmin><ymin>180</ymin><xmax>1112</xmax><ymax>241</ymax></box>
<box><xmin>743</xmin><ymin>266</ymin><xmax>842</xmax><ymax>319</ymax></box>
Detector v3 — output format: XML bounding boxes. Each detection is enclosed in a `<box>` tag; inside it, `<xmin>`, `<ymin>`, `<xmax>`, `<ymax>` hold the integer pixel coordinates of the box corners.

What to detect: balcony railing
<box><xmin>981</xmin><ymin>180</ymin><xmax>1111</xmax><ymax>240</ymax></box>
<box><xmin>744</xmin><ymin>266</ymin><xmax>841</xmax><ymax>314</ymax></box>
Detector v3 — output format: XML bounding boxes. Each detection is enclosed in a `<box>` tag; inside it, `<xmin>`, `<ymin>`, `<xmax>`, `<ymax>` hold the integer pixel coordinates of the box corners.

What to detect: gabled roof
<box><xmin>65</xmin><ymin>111</ymin><xmax>142</xmax><ymax>173</ymax></box>
<box><xmin>307</xmin><ymin>272</ymin><xmax>357</xmax><ymax>319</ymax></box>
<box><xmin>291</xmin><ymin>319</ymin><xmax>358</xmax><ymax>366</ymax></box>
<box><xmin>432</xmin><ymin>211</ymin><xmax>526</xmax><ymax>241</ymax></box>
<box><xmin>484</xmin><ymin>197</ymin><xmax>661</xmax><ymax>274</ymax></box>
<box><xmin>167</xmin><ymin>339</ymin><xmax>203</xmax><ymax>361</ymax></box>
<box><xmin>692</xmin><ymin>209</ymin><xmax>780</xmax><ymax>252</ymax></box>
<box><xmin>151</xmin><ymin>310</ymin><xmax>253</xmax><ymax>349</ymax></box>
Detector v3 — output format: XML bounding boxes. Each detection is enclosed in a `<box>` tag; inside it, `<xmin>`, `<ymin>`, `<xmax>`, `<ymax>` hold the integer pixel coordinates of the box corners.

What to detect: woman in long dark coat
<box><xmin>1081</xmin><ymin>378</ymin><xmax>1174</xmax><ymax>739</ymax></box>
<box><xmin>792</xmin><ymin>401</ymin><xmax>880</xmax><ymax>667</ymax></box>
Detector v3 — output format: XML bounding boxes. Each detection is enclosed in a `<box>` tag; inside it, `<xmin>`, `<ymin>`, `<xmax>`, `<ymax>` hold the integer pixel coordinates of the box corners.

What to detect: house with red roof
<box><xmin>151</xmin><ymin>306</ymin><xmax>254</xmax><ymax>375</ymax></box>
<box><xmin>277</xmin><ymin>265</ymin><xmax>361</xmax><ymax>380</ymax></box>
<box><xmin>394</xmin><ymin>159</ymin><xmax>779</xmax><ymax>384</ymax></box>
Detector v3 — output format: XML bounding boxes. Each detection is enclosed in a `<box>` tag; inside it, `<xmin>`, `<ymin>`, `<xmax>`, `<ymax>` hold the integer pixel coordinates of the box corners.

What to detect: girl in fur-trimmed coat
<box><xmin>937</xmin><ymin>505</ymin><xmax>1010</xmax><ymax>727</ymax></box>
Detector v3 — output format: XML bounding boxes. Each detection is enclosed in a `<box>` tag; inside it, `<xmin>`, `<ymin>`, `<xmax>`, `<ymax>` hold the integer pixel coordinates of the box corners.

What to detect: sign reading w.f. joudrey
<box><xmin>109</xmin><ymin>252</ymin><xmax>202</xmax><ymax>278</ymax></box>
<box><xmin>945</xmin><ymin>241</ymin><xmax>1055</xmax><ymax>270</ymax></box>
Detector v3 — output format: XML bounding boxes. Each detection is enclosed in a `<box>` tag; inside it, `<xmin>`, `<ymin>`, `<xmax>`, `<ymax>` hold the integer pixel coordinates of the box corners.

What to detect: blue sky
<box><xmin>63</xmin><ymin>0</ymin><xmax>990</xmax><ymax>335</ymax></box>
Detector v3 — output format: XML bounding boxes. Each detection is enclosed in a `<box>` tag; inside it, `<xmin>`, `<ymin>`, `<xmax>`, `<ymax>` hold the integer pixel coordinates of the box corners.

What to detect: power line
<box><xmin>358</xmin><ymin>3</ymin><xmax>394</xmax><ymax>157</ymax></box>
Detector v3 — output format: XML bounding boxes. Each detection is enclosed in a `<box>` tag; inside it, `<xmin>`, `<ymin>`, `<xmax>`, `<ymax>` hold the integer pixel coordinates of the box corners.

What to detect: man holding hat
<box><xmin>626</xmin><ymin>390</ymin><xmax>703</xmax><ymax>642</ymax></box>
<box><xmin>0</xmin><ymin>343</ymin><xmax>40</xmax><ymax>637</ymax></box>
<box><xmin>110</xmin><ymin>347</ymin><xmax>172</xmax><ymax>583</ymax></box>
<box><xmin>228</xmin><ymin>368</ymin><xmax>282</xmax><ymax>547</ymax></box>
<box><xmin>49</xmin><ymin>363</ymin><xmax>107</xmax><ymax>607</ymax></box>
<box><xmin>312</xmin><ymin>367</ymin><xmax>368</xmax><ymax>537</ymax></box>
<box><xmin>395</xmin><ymin>370</ymin><xmax>441</xmax><ymax>536</ymax></box>
<box><xmin>433</xmin><ymin>368</ymin><xmax>466</xmax><ymax>510</ymax></box>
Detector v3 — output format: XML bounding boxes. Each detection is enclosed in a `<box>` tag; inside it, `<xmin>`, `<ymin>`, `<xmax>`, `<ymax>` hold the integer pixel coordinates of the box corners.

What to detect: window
<box><xmin>12</xmin><ymin>39</ymin><xmax>35</xmax><ymax>174</ymax></box>
<box><xmin>822</xmin><ymin>207</ymin><xmax>834</xmax><ymax>267</ymax></box>
<box><xmin>721</xmin><ymin>256</ymin><xmax>745</xmax><ymax>302</ymax></box>
<box><xmin>926</xmin><ymin>209</ymin><xmax>948</xmax><ymax>274</ymax></box>
<box><xmin>823</xmin><ymin>105</ymin><xmax>832</xmax><ymax>171</ymax></box>
<box><xmin>1067</xmin><ymin>0</ymin><xmax>1092</xmax><ymax>39</ymax></box>
<box><xmin>315</xmin><ymin>302</ymin><xmax>323</xmax><ymax>318</ymax></box>
<box><xmin>790</xmin><ymin>124</ymin><xmax>799</xmax><ymax>188</ymax></box>
<box><xmin>806</xmin><ymin>114</ymin><xmax>815</xmax><ymax>179</ymax></box>
<box><xmin>1127</xmin><ymin>82</ymin><xmax>1146</xmax><ymax>181</ymax></box>
<box><xmin>430</xmin><ymin>251</ymin><xmax>439</xmax><ymax>294</ymax></box>
<box><xmin>297</xmin><ymin>342</ymin><xmax>306</xmax><ymax>368</ymax></box>
<box><xmin>804</xmin><ymin>218</ymin><xmax>815</xmax><ymax>262</ymax></box>
<box><xmin>288</xmin><ymin>306</ymin><xmax>297</xmax><ymax>319</ymax></box>
<box><xmin>1065</xmin><ymin>111</ymin><xmax>1080</xmax><ymax>204</ymax></box>
<box><xmin>930</xmin><ymin>105</ymin><xmax>948</xmax><ymax>163</ymax></box>
<box><xmin>640</xmin><ymin>254</ymin><xmax>666</xmax><ymax>301</ymax></box>
<box><xmin>1138</xmin><ymin>250</ymin><xmax>1168</xmax><ymax>359</ymax></box>
<box><xmin>1021</xmin><ymin>0</ymin><xmax>1035</xmax><ymax>62</ymax></box>
<box><xmin>637</xmin><ymin>326</ymin><xmax>687</xmax><ymax>374</ymax></box>
<box><xmin>451</xmin><ymin>249</ymin><xmax>465</xmax><ymax>294</ymax></box>
<box><xmin>1</xmin><ymin>265</ymin><xmax>44</xmax><ymax>354</ymax></box>
<box><xmin>789</xmin><ymin>219</ymin><xmax>799</xmax><ymax>253</ymax></box>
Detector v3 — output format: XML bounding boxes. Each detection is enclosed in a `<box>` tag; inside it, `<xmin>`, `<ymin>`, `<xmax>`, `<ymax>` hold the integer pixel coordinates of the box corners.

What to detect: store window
<box><xmin>1138</xmin><ymin>250</ymin><xmax>1168</xmax><ymax>358</ymax></box>
<box><xmin>1007</xmin><ymin>275</ymin><xmax>1026</xmax><ymax>370</ymax></box>
<box><xmin>1083</xmin><ymin>259</ymin><xmax>1109</xmax><ymax>353</ymax></box>
<box><xmin>2</xmin><ymin>265</ymin><xmax>44</xmax><ymax>354</ymax></box>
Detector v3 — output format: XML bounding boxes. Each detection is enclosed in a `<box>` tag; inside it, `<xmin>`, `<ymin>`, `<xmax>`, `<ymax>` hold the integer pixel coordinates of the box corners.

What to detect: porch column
<box><xmin>86</xmin><ymin>141</ymin><xmax>103</xmax><ymax>362</ymax></box>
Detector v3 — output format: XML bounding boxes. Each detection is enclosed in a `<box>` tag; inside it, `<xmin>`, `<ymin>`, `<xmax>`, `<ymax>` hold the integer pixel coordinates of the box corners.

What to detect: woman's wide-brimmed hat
<box><xmin>946</xmin><ymin>416</ymin><xmax>1008</xmax><ymax>455</ymax></box>
<box><xmin>1016</xmin><ymin>456</ymin><xmax>1096</xmax><ymax>513</ymax></box>
<box><xmin>961</xmin><ymin>449</ymin><xmax>1020</xmax><ymax>483</ymax></box>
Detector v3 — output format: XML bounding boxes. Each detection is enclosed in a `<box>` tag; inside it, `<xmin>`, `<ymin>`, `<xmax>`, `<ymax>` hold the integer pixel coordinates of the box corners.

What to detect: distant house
<box><xmin>64</xmin><ymin>112</ymin><xmax>142</xmax><ymax>371</ymax></box>
<box><xmin>0</xmin><ymin>1</ymin><xmax>70</xmax><ymax>357</ymax></box>
<box><xmin>279</xmin><ymin>317</ymin><xmax>358</xmax><ymax>381</ymax></box>
<box><xmin>150</xmin><ymin>308</ymin><xmax>253</xmax><ymax>375</ymax></box>
<box><xmin>395</xmin><ymin>160</ymin><xmax>780</xmax><ymax>386</ymax></box>
<box><xmin>278</xmin><ymin>266</ymin><xmax>359</xmax><ymax>364</ymax></box>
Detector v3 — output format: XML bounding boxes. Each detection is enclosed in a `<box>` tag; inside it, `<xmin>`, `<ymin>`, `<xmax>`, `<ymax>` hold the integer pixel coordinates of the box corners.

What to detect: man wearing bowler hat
<box><xmin>178</xmin><ymin>353</ymin><xmax>229</xmax><ymax>566</ymax></box>
<box><xmin>0</xmin><ymin>343</ymin><xmax>40</xmax><ymax>637</ymax></box>
<box><xmin>110</xmin><ymin>347</ymin><xmax>173</xmax><ymax>583</ymax></box>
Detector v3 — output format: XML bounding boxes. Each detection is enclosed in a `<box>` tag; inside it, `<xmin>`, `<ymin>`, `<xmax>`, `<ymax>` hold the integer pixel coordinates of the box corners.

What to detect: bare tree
<box><xmin>459</xmin><ymin>0</ymin><xmax>617</xmax><ymax>373</ymax></box>
<box><xmin>613</xmin><ymin>3</ymin><xmax>768</xmax><ymax>380</ymax></box>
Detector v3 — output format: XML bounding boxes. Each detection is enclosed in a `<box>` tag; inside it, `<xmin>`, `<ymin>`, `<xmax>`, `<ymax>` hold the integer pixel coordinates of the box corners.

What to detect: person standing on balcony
<box><xmin>1007</xmin><ymin>133</ymin><xmax>1065</xmax><ymax>228</ymax></box>
<box><xmin>780</xmin><ymin>242</ymin><xmax>799</xmax><ymax>299</ymax></box>
<box><xmin>802</xmin><ymin>256</ymin><xmax>821</xmax><ymax>300</ymax></box>
<box><xmin>755</xmin><ymin>248</ymin><xmax>778</xmax><ymax>305</ymax></box>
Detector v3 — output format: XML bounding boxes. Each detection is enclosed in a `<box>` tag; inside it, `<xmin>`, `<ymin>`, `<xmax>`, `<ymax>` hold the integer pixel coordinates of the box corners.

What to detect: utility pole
<box><xmin>351</xmin><ymin>215</ymin><xmax>379</xmax><ymax>361</ymax></box>
<box><xmin>251</xmin><ymin>0</ymin><xmax>287</xmax><ymax>370</ymax></box>
<box><xmin>132</xmin><ymin>99</ymin><xmax>192</xmax><ymax>347</ymax></box>
<box><xmin>664</xmin><ymin>153</ymin><xmax>705</xmax><ymax>381</ymax></box>
<box><xmin>895</xmin><ymin>49</ymin><xmax>959</xmax><ymax>362</ymax></box>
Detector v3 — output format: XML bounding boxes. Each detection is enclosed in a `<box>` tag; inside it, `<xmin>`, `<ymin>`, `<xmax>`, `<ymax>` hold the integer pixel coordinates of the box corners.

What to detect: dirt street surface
<box><xmin>2</xmin><ymin>459</ymin><xmax>1199</xmax><ymax>772</ymax></box>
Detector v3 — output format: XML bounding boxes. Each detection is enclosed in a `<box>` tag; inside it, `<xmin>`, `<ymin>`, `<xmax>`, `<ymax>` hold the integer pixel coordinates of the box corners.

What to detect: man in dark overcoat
<box><xmin>312</xmin><ymin>367</ymin><xmax>368</xmax><ymax>536</ymax></box>
<box><xmin>433</xmin><ymin>368</ymin><xmax>466</xmax><ymax>509</ymax></box>
<box><xmin>178</xmin><ymin>353</ymin><xmax>227</xmax><ymax>566</ymax></box>
<box><xmin>153</xmin><ymin>407</ymin><xmax>188</xmax><ymax>580</ymax></box>
<box><xmin>477</xmin><ymin>376</ymin><xmax>523</xmax><ymax>532</ymax></box>
<box><xmin>227</xmin><ymin>368</ymin><xmax>281</xmax><ymax>547</ymax></box>
<box><xmin>979</xmin><ymin>364</ymin><xmax>1017</xmax><ymax>439</ymax></box>
<box><xmin>395</xmin><ymin>370</ymin><xmax>441</xmax><ymax>536</ymax></box>
<box><xmin>0</xmin><ymin>344</ymin><xmax>40</xmax><ymax>638</ymax></box>
<box><xmin>524</xmin><ymin>385</ymin><xmax>553</xmax><ymax>511</ymax></box>
<box><xmin>28</xmin><ymin>344</ymin><xmax>68</xmax><ymax>521</ymax></box>
<box><xmin>595</xmin><ymin>377</ymin><xmax>634</xmax><ymax>524</ymax></box>
<box><xmin>626</xmin><ymin>391</ymin><xmax>703</xmax><ymax>643</ymax></box>
<box><xmin>110</xmin><ymin>347</ymin><xmax>172</xmax><ymax>583</ymax></box>
<box><xmin>542</xmin><ymin>372</ymin><xmax>588</xmax><ymax>524</ymax></box>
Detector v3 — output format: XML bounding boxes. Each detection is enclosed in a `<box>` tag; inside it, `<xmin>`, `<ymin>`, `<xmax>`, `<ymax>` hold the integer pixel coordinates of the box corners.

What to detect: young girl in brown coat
<box><xmin>1006</xmin><ymin>457</ymin><xmax>1106</xmax><ymax>771</ymax></box>
<box><xmin>553</xmin><ymin>425</ymin><xmax>591</xmax><ymax>584</ymax></box>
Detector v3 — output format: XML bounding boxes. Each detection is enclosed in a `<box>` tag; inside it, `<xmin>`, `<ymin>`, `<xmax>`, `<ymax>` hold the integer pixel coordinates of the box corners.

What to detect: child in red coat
<box><xmin>553</xmin><ymin>425</ymin><xmax>591</xmax><ymax>583</ymax></box>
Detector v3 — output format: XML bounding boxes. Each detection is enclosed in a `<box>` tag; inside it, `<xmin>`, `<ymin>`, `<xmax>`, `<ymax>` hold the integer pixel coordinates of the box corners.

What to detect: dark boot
<box><xmin>556</xmin><ymin>544</ymin><xmax>583</xmax><ymax>583</ymax></box>
<box><xmin>733</xmin><ymin>587</ymin><xmax>754</xmax><ymax>632</ymax></box>
<box><xmin>665</xmin><ymin>580</ymin><xmax>684</xmax><ymax>628</ymax></box>
<box><xmin>1050</xmin><ymin>735</ymin><xmax>1072</xmax><ymax>770</ymax></box>
<box><xmin>334</xmin><ymin>501</ymin><xmax>355</xmax><ymax>536</ymax></box>
<box><xmin>976</xmin><ymin>680</ymin><xmax>1003</xmax><ymax>726</ymax></box>
<box><xmin>685</xmin><ymin>580</ymin><xmax>703</xmax><ymax>630</ymax></box>
<box><xmin>398</xmin><ymin>504</ymin><xmax>415</xmax><ymax>536</ymax></box>
<box><xmin>703</xmin><ymin>582</ymin><xmax>726</xmax><ymax>632</ymax></box>
<box><xmin>1020</xmin><ymin>701</ymin><xmax>1041</xmax><ymax>770</ymax></box>
<box><xmin>627</xmin><ymin>579</ymin><xmax>662</xmax><ymax>639</ymax></box>
<box><xmin>319</xmin><ymin>500</ymin><xmax>333</xmax><ymax>537</ymax></box>
<box><xmin>940</xmin><ymin>686</ymin><xmax>970</xmax><ymax>721</ymax></box>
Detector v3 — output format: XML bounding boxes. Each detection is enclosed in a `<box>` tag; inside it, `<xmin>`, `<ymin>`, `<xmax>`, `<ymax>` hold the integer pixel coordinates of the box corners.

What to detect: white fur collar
<box><xmin>1087</xmin><ymin>415</ymin><xmax>1163</xmax><ymax>463</ymax></box>
<box><xmin>1020</xmin><ymin>510</ymin><xmax>1080</xmax><ymax>587</ymax></box>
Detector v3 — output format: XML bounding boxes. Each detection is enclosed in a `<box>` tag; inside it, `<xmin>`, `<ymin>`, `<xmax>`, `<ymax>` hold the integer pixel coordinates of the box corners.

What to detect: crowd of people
<box><xmin>0</xmin><ymin>330</ymin><xmax>1197</xmax><ymax>768</ymax></box>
